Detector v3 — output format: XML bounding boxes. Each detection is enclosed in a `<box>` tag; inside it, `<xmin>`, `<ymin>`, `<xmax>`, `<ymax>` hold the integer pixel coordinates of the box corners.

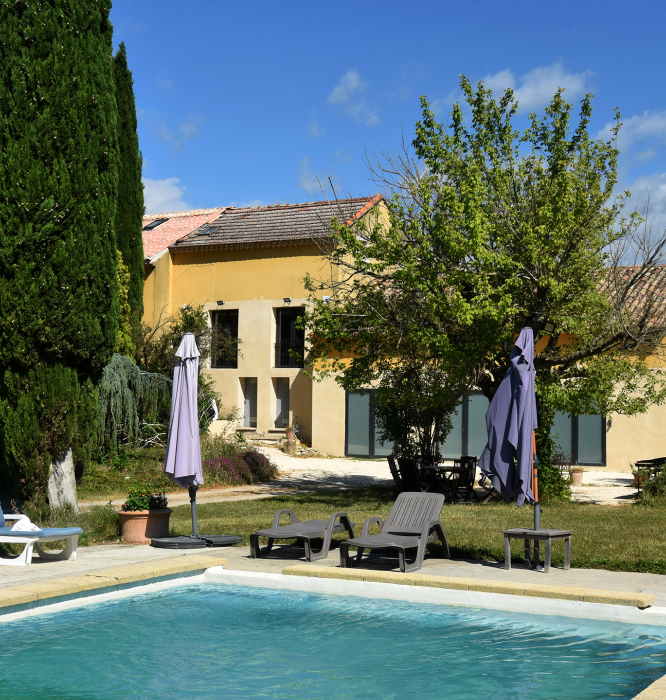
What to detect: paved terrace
<box><xmin>0</xmin><ymin>540</ymin><xmax>663</xmax><ymax>607</ymax></box>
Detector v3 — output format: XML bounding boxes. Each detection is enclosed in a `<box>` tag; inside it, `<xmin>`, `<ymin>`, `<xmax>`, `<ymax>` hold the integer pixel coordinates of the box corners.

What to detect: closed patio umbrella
<box><xmin>153</xmin><ymin>332</ymin><xmax>240</xmax><ymax>549</ymax></box>
<box><xmin>479</xmin><ymin>328</ymin><xmax>540</xmax><ymax>526</ymax></box>
<box><xmin>164</xmin><ymin>332</ymin><xmax>204</xmax><ymax>544</ymax></box>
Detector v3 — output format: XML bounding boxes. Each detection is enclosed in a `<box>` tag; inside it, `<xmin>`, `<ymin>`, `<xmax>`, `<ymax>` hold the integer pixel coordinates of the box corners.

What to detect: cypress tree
<box><xmin>113</xmin><ymin>42</ymin><xmax>144</xmax><ymax>326</ymax></box>
<box><xmin>0</xmin><ymin>0</ymin><xmax>119</xmax><ymax>505</ymax></box>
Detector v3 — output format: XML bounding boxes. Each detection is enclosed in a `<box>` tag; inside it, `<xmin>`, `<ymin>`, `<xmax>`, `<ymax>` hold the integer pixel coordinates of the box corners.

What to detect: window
<box><xmin>242</xmin><ymin>378</ymin><xmax>257</xmax><ymax>428</ymax></box>
<box><xmin>345</xmin><ymin>390</ymin><xmax>393</xmax><ymax>458</ymax></box>
<box><xmin>551</xmin><ymin>412</ymin><xmax>605</xmax><ymax>466</ymax></box>
<box><xmin>275</xmin><ymin>378</ymin><xmax>290</xmax><ymax>428</ymax></box>
<box><xmin>439</xmin><ymin>393</ymin><xmax>490</xmax><ymax>459</ymax></box>
<box><xmin>142</xmin><ymin>217</ymin><xmax>168</xmax><ymax>231</ymax></box>
<box><xmin>439</xmin><ymin>394</ymin><xmax>607</xmax><ymax>466</ymax></box>
<box><xmin>211</xmin><ymin>310</ymin><xmax>239</xmax><ymax>369</ymax></box>
<box><xmin>275</xmin><ymin>308</ymin><xmax>304</xmax><ymax>368</ymax></box>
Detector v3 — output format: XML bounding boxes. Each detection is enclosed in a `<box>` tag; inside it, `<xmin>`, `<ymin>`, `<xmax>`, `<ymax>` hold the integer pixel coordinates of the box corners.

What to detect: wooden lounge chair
<box><xmin>250</xmin><ymin>509</ymin><xmax>355</xmax><ymax>562</ymax></box>
<box><xmin>0</xmin><ymin>509</ymin><xmax>83</xmax><ymax>567</ymax></box>
<box><xmin>339</xmin><ymin>492</ymin><xmax>450</xmax><ymax>573</ymax></box>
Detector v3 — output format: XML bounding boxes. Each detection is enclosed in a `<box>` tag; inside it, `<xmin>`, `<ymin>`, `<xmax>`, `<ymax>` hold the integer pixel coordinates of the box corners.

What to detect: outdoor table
<box><xmin>502</xmin><ymin>528</ymin><xmax>572</xmax><ymax>573</ymax></box>
<box><xmin>420</xmin><ymin>461</ymin><xmax>475</xmax><ymax>502</ymax></box>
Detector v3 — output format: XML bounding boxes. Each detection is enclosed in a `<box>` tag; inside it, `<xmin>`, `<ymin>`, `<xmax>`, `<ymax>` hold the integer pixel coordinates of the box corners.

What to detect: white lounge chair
<box><xmin>0</xmin><ymin>507</ymin><xmax>83</xmax><ymax>567</ymax></box>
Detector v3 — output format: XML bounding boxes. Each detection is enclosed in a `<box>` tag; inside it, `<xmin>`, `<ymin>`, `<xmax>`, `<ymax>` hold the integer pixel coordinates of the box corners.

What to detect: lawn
<box><xmin>168</xmin><ymin>486</ymin><xmax>666</xmax><ymax>574</ymax></box>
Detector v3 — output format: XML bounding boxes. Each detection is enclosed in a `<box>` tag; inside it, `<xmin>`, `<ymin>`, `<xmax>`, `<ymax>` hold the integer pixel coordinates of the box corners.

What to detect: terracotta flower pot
<box><xmin>569</xmin><ymin>470</ymin><xmax>584</xmax><ymax>487</ymax></box>
<box><xmin>285</xmin><ymin>429</ymin><xmax>295</xmax><ymax>441</ymax></box>
<box><xmin>119</xmin><ymin>508</ymin><xmax>172</xmax><ymax>544</ymax></box>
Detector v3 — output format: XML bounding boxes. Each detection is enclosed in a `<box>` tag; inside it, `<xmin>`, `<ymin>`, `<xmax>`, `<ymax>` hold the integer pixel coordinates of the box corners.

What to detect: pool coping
<box><xmin>0</xmin><ymin>554</ymin><xmax>227</xmax><ymax>620</ymax></box>
<box><xmin>204</xmin><ymin>566</ymin><xmax>666</xmax><ymax>626</ymax></box>
<box><xmin>281</xmin><ymin>564</ymin><xmax>657</xmax><ymax>609</ymax></box>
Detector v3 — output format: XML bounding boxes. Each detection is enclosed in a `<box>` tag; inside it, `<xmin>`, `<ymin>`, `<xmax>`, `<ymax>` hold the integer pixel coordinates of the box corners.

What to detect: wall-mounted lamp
<box><xmin>543</xmin><ymin>322</ymin><xmax>555</xmax><ymax>333</ymax></box>
<box><xmin>322</xmin><ymin>295</ymin><xmax>332</xmax><ymax>304</ymax></box>
<box><xmin>283</xmin><ymin>297</ymin><xmax>291</xmax><ymax>304</ymax></box>
<box><xmin>216</xmin><ymin>300</ymin><xmax>225</xmax><ymax>306</ymax></box>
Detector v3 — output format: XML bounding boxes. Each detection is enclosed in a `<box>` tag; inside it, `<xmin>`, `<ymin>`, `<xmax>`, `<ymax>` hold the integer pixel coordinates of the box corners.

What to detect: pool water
<box><xmin>0</xmin><ymin>584</ymin><xmax>665</xmax><ymax>699</ymax></box>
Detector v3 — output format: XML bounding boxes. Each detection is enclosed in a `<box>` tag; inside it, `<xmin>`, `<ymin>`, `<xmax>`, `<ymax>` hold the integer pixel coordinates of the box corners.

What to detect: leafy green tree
<box><xmin>112</xmin><ymin>42</ymin><xmax>144</xmax><ymax>325</ymax></box>
<box><xmin>306</xmin><ymin>79</ymin><xmax>666</xmax><ymax>498</ymax></box>
<box><xmin>0</xmin><ymin>0</ymin><xmax>119</xmax><ymax>505</ymax></box>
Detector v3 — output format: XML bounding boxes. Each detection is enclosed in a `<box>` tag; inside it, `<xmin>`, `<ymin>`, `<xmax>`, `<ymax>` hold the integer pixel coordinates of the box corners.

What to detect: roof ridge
<box><xmin>217</xmin><ymin>195</ymin><xmax>379</xmax><ymax>215</ymax></box>
<box><xmin>143</xmin><ymin>207</ymin><xmax>225</xmax><ymax>220</ymax></box>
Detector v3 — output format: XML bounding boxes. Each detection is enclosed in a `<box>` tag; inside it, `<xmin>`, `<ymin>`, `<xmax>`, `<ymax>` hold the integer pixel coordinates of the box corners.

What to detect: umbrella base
<box><xmin>202</xmin><ymin>535</ymin><xmax>243</xmax><ymax>547</ymax></box>
<box><xmin>150</xmin><ymin>535</ymin><xmax>242</xmax><ymax>549</ymax></box>
<box><xmin>150</xmin><ymin>536</ymin><xmax>207</xmax><ymax>549</ymax></box>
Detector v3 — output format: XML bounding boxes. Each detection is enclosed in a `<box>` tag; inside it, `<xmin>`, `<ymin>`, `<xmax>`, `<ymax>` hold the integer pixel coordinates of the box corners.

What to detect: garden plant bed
<box><xmin>78</xmin><ymin>439</ymin><xmax>277</xmax><ymax>501</ymax></box>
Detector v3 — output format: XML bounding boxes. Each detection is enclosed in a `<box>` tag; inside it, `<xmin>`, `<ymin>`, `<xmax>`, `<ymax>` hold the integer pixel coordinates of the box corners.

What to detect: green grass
<box><xmin>168</xmin><ymin>486</ymin><xmax>666</xmax><ymax>574</ymax></box>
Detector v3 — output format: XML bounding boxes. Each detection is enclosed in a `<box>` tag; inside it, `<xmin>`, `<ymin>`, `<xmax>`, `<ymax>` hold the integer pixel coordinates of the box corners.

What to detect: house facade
<box><xmin>142</xmin><ymin>199</ymin><xmax>665</xmax><ymax>471</ymax></box>
<box><xmin>143</xmin><ymin>196</ymin><xmax>385</xmax><ymax>457</ymax></box>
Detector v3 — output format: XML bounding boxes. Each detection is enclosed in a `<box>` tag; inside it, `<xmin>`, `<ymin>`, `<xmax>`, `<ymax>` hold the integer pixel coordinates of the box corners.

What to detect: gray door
<box><xmin>275</xmin><ymin>378</ymin><xmax>290</xmax><ymax>428</ymax></box>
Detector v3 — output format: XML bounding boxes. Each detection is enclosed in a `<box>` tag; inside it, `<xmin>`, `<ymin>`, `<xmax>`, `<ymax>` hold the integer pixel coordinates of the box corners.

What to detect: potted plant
<box><xmin>285</xmin><ymin>425</ymin><xmax>295</xmax><ymax>441</ymax></box>
<box><xmin>118</xmin><ymin>488</ymin><xmax>171</xmax><ymax>544</ymax></box>
<box><xmin>631</xmin><ymin>465</ymin><xmax>649</xmax><ymax>488</ymax></box>
<box><xmin>569</xmin><ymin>467</ymin><xmax>584</xmax><ymax>487</ymax></box>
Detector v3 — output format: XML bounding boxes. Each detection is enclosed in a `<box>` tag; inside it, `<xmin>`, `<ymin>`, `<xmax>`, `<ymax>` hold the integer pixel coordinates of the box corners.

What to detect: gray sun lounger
<box><xmin>250</xmin><ymin>509</ymin><xmax>354</xmax><ymax>562</ymax></box>
<box><xmin>339</xmin><ymin>492</ymin><xmax>449</xmax><ymax>573</ymax></box>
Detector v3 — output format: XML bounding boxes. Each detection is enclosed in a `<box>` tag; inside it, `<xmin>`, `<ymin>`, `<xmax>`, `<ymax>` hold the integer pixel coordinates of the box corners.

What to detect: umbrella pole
<box><xmin>189</xmin><ymin>485</ymin><xmax>200</xmax><ymax>538</ymax></box>
<box><xmin>532</xmin><ymin>431</ymin><xmax>540</xmax><ymax>531</ymax></box>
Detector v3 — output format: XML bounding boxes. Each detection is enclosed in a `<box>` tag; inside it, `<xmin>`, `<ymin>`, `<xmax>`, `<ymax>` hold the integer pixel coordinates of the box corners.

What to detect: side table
<box><xmin>502</xmin><ymin>528</ymin><xmax>572</xmax><ymax>573</ymax></box>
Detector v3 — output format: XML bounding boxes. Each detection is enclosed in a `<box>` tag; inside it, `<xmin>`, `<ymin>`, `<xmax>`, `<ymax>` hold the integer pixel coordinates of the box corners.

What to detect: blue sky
<box><xmin>110</xmin><ymin>0</ymin><xmax>666</xmax><ymax>219</ymax></box>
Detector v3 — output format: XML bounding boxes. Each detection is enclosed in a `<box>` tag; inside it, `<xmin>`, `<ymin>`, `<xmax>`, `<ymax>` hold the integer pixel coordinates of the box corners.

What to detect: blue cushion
<box><xmin>0</xmin><ymin>526</ymin><xmax>82</xmax><ymax>538</ymax></box>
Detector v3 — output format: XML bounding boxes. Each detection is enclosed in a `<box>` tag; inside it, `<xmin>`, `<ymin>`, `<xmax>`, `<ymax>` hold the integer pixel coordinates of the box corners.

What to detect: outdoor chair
<box><xmin>339</xmin><ymin>492</ymin><xmax>450</xmax><ymax>573</ymax></box>
<box><xmin>396</xmin><ymin>456</ymin><xmax>427</xmax><ymax>492</ymax></box>
<box><xmin>553</xmin><ymin>452</ymin><xmax>572</xmax><ymax>474</ymax></box>
<box><xmin>250</xmin><ymin>509</ymin><xmax>355</xmax><ymax>562</ymax></box>
<box><xmin>0</xmin><ymin>507</ymin><xmax>83</xmax><ymax>567</ymax></box>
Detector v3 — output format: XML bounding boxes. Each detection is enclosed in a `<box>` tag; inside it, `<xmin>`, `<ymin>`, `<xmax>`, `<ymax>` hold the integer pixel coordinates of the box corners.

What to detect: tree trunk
<box><xmin>47</xmin><ymin>447</ymin><xmax>79</xmax><ymax>513</ymax></box>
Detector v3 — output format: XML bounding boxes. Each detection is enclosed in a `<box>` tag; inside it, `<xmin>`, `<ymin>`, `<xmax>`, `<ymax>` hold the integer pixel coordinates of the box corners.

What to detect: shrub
<box><xmin>203</xmin><ymin>450</ymin><xmax>278</xmax><ymax>486</ymax></box>
<box><xmin>121</xmin><ymin>487</ymin><xmax>168</xmax><ymax>512</ymax></box>
<box><xmin>640</xmin><ymin>469</ymin><xmax>666</xmax><ymax>504</ymax></box>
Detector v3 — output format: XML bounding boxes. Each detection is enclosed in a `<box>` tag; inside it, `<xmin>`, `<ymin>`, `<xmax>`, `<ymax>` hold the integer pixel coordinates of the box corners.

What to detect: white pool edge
<box><xmin>0</xmin><ymin>574</ymin><xmax>205</xmax><ymax>623</ymax></box>
<box><xmin>204</xmin><ymin>567</ymin><xmax>666</xmax><ymax>627</ymax></box>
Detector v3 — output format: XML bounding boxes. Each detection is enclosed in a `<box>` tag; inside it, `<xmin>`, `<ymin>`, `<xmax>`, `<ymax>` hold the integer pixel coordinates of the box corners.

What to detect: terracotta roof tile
<box><xmin>169</xmin><ymin>195</ymin><xmax>382</xmax><ymax>253</ymax></box>
<box><xmin>600</xmin><ymin>265</ymin><xmax>666</xmax><ymax>329</ymax></box>
<box><xmin>142</xmin><ymin>208</ymin><xmax>226</xmax><ymax>260</ymax></box>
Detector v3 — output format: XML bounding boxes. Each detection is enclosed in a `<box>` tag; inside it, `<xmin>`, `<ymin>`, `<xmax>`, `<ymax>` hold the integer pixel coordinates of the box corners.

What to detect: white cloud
<box><xmin>481</xmin><ymin>62</ymin><xmax>592</xmax><ymax>112</ymax></box>
<box><xmin>625</xmin><ymin>172</ymin><xmax>666</xmax><ymax>222</ymax></box>
<box><xmin>230</xmin><ymin>199</ymin><xmax>266</xmax><ymax>208</ymax></box>
<box><xmin>298</xmin><ymin>156</ymin><xmax>320</xmax><ymax>194</ymax></box>
<box><xmin>143</xmin><ymin>177</ymin><xmax>189</xmax><ymax>214</ymax></box>
<box><xmin>152</xmin><ymin>115</ymin><xmax>201</xmax><ymax>153</ymax></box>
<box><xmin>597</xmin><ymin>110</ymin><xmax>666</xmax><ymax>150</ymax></box>
<box><xmin>308</xmin><ymin>120</ymin><xmax>325</xmax><ymax>137</ymax></box>
<box><xmin>327</xmin><ymin>69</ymin><xmax>379</xmax><ymax>126</ymax></box>
<box><xmin>158</xmin><ymin>78</ymin><xmax>176</xmax><ymax>96</ymax></box>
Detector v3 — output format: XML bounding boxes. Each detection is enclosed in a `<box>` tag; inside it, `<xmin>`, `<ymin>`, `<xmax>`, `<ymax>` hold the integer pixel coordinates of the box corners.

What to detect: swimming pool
<box><xmin>0</xmin><ymin>583</ymin><xmax>664</xmax><ymax>699</ymax></box>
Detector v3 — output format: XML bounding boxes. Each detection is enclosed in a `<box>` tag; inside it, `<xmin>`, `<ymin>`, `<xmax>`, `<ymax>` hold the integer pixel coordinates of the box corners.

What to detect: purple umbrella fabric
<box><xmin>479</xmin><ymin>328</ymin><xmax>537</xmax><ymax>506</ymax></box>
<box><xmin>164</xmin><ymin>333</ymin><xmax>204</xmax><ymax>488</ymax></box>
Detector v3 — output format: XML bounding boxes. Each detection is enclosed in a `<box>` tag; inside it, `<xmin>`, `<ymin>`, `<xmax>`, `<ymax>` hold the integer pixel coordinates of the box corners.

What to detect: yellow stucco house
<box><xmin>142</xmin><ymin>196</ymin><xmax>384</xmax><ymax>457</ymax></box>
<box><xmin>142</xmin><ymin>198</ymin><xmax>665</xmax><ymax>470</ymax></box>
